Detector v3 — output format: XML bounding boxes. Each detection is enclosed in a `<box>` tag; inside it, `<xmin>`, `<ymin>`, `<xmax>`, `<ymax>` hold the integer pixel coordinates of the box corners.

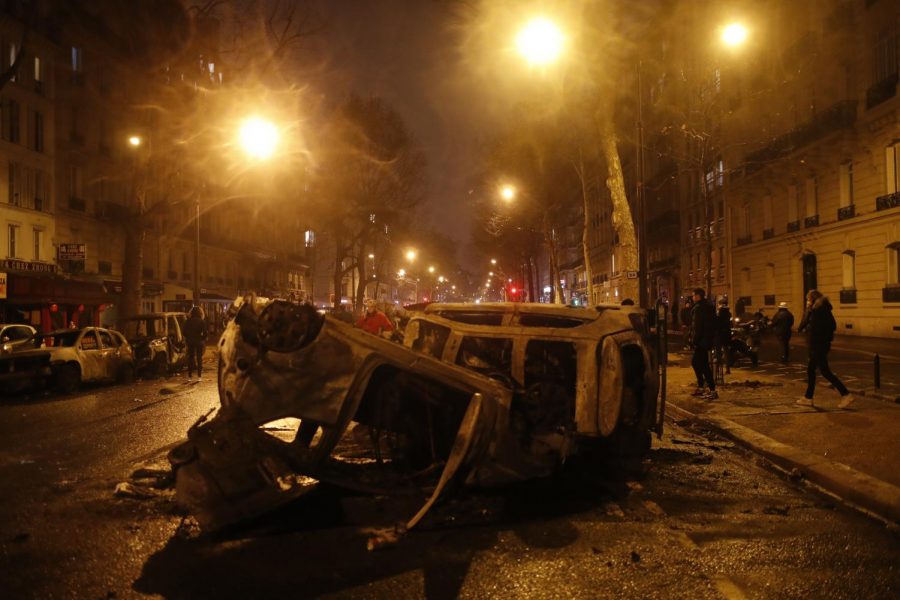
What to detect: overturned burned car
<box><xmin>169</xmin><ymin>298</ymin><xmax>665</xmax><ymax>533</ymax></box>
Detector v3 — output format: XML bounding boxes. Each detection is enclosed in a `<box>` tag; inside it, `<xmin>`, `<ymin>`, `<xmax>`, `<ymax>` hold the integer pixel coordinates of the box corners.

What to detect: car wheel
<box><xmin>56</xmin><ymin>364</ymin><xmax>81</xmax><ymax>394</ymax></box>
<box><xmin>118</xmin><ymin>364</ymin><xmax>135</xmax><ymax>385</ymax></box>
<box><xmin>152</xmin><ymin>353</ymin><xmax>168</xmax><ymax>377</ymax></box>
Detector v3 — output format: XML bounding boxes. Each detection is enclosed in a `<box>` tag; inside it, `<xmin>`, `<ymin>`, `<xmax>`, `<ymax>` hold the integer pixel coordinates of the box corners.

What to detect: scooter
<box><xmin>727</xmin><ymin>318</ymin><xmax>764</xmax><ymax>367</ymax></box>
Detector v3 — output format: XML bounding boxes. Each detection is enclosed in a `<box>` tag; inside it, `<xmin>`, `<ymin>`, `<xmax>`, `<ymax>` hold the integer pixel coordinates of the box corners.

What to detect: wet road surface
<box><xmin>1</xmin><ymin>377</ymin><xmax>898</xmax><ymax>599</ymax></box>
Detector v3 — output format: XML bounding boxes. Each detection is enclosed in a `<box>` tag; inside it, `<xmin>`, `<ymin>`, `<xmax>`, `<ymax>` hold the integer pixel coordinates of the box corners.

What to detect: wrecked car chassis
<box><xmin>169</xmin><ymin>299</ymin><xmax>662</xmax><ymax>534</ymax></box>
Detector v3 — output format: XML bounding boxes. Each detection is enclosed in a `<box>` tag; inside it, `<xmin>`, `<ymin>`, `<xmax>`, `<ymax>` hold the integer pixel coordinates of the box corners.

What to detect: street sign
<box><xmin>626</xmin><ymin>271</ymin><xmax>638</xmax><ymax>279</ymax></box>
<box><xmin>58</xmin><ymin>243</ymin><xmax>86</xmax><ymax>261</ymax></box>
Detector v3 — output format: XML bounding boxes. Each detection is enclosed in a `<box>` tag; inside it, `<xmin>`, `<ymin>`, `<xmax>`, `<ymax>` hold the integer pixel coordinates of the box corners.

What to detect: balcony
<box><xmin>840</xmin><ymin>289</ymin><xmax>857</xmax><ymax>304</ymax></box>
<box><xmin>736</xmin><ymin>234</ymin><xmax>752</xmax><ymax>246</ymax></box>
<box><xmin>763</xmin><ymin>228</ymin><xmax>775</xmax><ymax>239</ymax></box>
<box><xmin>837</xmin><ymin>204</ymin><xmax>855</xmax><ymax>220</ymax></box>
<box><xmin>804</xmin><ymin>214</ymin><xmax>819</xmax><ymax>228</ymax></box>
<box><xmin>884</xmin><ymin>287</ymin><xmax>900</xmax><ymax>303</ymax></box>
<box><xmin>745</xmin><ymin>100</ymin><xmax>857</xmax><ymax>169</ymax></box>
<box><xmin>866</xmin><ymin>73</ymin><xmax>898</xmax><ymax>110</ymax></box>
<box><xmin>876</xmin><ymin>191</ymin><xmax>900</xmax><ymax>211</ymax></box>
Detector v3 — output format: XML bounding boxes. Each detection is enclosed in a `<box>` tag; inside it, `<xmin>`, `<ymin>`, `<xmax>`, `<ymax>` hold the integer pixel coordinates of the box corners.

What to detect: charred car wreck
<box><xmin>169</xmin><ymin>298</ymin><xmax>665</xmax><ymax>534</ymax></box>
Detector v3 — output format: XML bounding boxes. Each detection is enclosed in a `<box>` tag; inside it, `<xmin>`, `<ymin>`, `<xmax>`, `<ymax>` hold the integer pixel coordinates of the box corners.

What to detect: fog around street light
<box><xmin>516</xmin><ymin>17</ymin><xmax>564</xmax><ymax>66</ymax></box>
<box><xmin>239</xmin><ymin>117</ymin><xmax>279</xmax><ymax>159</ymax></box>
<box><xmin>128</xmin><ymin>135</ymin><xmax>142</xmax><ymax>147</ymax></box>
<box><xmin>722</xmin><ymin>22</ymin><xmax>748</xmax><ymax>47</ymax></box>
<box><xmin>500</xmin><ymin>184</ymin><xmax>516</xmax><ymax>201</ymax></box>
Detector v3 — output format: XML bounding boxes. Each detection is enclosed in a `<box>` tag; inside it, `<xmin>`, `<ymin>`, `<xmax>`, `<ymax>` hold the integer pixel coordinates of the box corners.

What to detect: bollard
<box><xmin>874</xmin><ymin>354</ymin><xmax>881</xmax><ymax>389</ymax></box>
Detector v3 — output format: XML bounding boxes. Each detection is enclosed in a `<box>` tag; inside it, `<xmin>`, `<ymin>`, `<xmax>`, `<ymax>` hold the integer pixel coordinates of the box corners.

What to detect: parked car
<box><xmin>0</xmin><ymin>323</ymin><xmax>37</xmax><ymax>354</ymax></box>
<box><xmin>32</xmin><ymin>327</ymin><xmax>135</xmax><ymax>393</ymax></box>
<box><xmin>120</xmin><ymin>313</ymin><xmax>187</xmax><ymax>376</ymax></box>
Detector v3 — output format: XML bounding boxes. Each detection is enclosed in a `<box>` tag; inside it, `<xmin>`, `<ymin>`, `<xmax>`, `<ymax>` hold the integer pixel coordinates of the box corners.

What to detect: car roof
<box><xmin>121</xmin><ymin>312</ymin><xmax>186</xmax><ymax>319</ymax></box>
<box><xmin>422</xmin><ymin>302</ymin><xmax>619</xmax><ymax>321</ymax></box>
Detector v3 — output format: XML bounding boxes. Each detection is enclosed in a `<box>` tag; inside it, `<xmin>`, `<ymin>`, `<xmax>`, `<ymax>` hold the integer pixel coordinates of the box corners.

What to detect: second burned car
<box><xmin>168</xmin><ymin>298</ymin><xmax>664</xmax><ymax>533</ymax></box>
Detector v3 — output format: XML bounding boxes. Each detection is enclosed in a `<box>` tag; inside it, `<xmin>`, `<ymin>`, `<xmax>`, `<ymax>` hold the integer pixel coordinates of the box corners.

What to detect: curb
<box><xmin>666</xmin><ymin>398</ymin><xmax>900</xmax><ymax>526</ymax></box>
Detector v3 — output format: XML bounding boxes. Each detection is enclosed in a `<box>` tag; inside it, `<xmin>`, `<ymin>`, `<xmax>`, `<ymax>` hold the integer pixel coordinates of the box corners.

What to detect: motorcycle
<box><xmin>726</xmin><ymin>318</ymin><xmax>765</xmax><ymax>367</ymax></box>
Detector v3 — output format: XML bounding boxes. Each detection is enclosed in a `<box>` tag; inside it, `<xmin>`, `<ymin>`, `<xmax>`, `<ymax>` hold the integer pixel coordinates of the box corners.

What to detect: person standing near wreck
<box><xmin>690</xmin><ymin>288</ymin><xmax>717</xmax><ymax>400</ymax></box>
<box><xmin>183</xmin><ymin>305</ymin><xmax>207</xmax><ymax>381</ymax></box>
<box><xmin>356</xmin><ymin>298</ymin><xmax>394</xmax><ymax>336</ymax></box>
<box><xmin>796</xmin><ymin>289</ymin><xmax>855</xmax><ymax>409</ymax></box>
<box><xmin>771</xmin><ymin>301</ymin><xmax>795</xmax><ymax>364</ymax></box>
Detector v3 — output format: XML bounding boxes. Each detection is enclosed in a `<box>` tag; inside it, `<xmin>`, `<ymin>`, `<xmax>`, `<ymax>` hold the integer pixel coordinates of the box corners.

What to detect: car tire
<box><xmin>152</xmin><ymin>353</ymin><xmax>168</xmax><ymax>377</ymax></box>
<box><xmin>118</xmin><ymin>364</ymin><xmax>135</xmax><ymax>385</ymax></box>
<box><xmin>56</xmin><ymin>364</ymin><xmax>81</xmax><ymax>394</ymax></box>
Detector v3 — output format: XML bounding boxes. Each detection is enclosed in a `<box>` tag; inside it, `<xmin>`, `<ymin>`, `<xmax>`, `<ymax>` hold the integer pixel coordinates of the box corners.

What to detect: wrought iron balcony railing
<box><xmin>876</xmin><ymin>191</ymin><xmax>900</xmax><ymax>211</ymax></box>
<box><xmin>837</xmin><ymin>205</ymin><xmax>855</xmax><ymax>220</ymax></box>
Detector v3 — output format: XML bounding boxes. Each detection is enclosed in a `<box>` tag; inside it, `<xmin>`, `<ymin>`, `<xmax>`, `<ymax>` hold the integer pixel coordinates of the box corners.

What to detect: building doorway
<box><xmin>802</xmin><ymin>253</ymin><xmax>818</xmax><ymax>298</ymax></box>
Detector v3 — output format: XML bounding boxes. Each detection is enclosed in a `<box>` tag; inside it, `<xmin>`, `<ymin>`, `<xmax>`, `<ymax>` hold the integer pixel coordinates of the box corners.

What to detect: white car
<box><xmin>35</xmin><ymin>327</ymin><xmax>136</xmax><ymax>393</ymax></box>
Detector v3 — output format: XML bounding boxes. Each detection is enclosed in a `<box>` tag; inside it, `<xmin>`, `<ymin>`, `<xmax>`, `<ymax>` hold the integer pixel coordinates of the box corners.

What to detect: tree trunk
<box><xmin>543</xmin><ymin>212</ymin><xmax>564</xmax><ymax>304</ymax></box>
<box><xmin>575</xmin><ymin>155</ymin><xmax>596</xmax><ymax>305</ymax></box>
<box><xmin>598</xmin><ymin>112</ymin><xmax>639</xmax><ymax>301</ymax></box>
<box><xmin>119</xmin><ymin>220</ymin><xmax>144</xmax><ymax>327</ymax></box>
<box><xmin>354</xmin><ymin>244</ymin><xmax>367</xmax><ymax>310</ymax></box>
<box><xmin>332</xmin><ymin>237</ymin><xmax>344</xmax><ymax>310</ymax></box>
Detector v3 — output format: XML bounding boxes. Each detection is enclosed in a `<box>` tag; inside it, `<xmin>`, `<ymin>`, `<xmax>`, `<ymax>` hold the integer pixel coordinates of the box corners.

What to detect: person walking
<box><xmin>771</xmin><ymin>302</ymin><xmax>795</xmax><ymax>364</ymax></box>
<box><xmin>183</xmin><ymin>305</ymin><xmax>207</xmax><ymax>381</ymax></box>
<box><xmin>690</xmin><ymin>288</ymin><xmax>718</xmax><ymax>399</ymax></box>
<box><xmin>715</xmin><ymin>297</ymin><xmax>733</xmax><ymax>376</ymax></box>
<box><xmin>356</xmin><ymin>298</ymin><xmax>394</xmax><ymax>337</ymax></box>
<box><xmin>796</xmin><ymin>290</ymin><xmax>854</xmax><ymax>408</ymax></box>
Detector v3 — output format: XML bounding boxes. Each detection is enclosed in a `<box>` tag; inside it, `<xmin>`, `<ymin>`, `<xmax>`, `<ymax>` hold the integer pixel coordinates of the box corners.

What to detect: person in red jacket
<box><xmin>356</xmin><ymin>299</ymin><xmax>394</xmax><ymax>336</ymax></box>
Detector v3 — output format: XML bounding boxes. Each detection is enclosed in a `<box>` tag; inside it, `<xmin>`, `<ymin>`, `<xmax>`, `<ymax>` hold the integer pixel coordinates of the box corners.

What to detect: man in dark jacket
<box><xmin>183</xmin><ymin>306</ymin><xmax>207</xmax><ymax>381</ymax></box>
<box><xmin>796</xmin><ymin>290</ymin><xmax>854</xmax><ymax>408</ymax></box>
<box><xmin>770</xmin><ymin>302</ymin><xmax>795</xmax><ymax>364</ymax></box>
<box><xmin>679</xmin><ymin>298</ymin><xmax>693</xmax><ymax>350</ymax></box>
<box><xmin>690</xmin><ymin>288</ymin><xmax>718</xmax><ymax>399</ymax></box>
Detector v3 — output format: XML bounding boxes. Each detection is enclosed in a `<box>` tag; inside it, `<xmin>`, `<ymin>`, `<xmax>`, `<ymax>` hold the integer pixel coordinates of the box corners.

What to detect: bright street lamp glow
<box><xmin>368</xmin><ymin>253</ymin><xmax>375</xmax><ymax>259</ymax></box>
<box><xmin>516</xmin><ymin>17</ymin><xmax>564</xmax><ymax>66</ymax></box>
<box><xmin>722</xmin><ymin>23</ymin><xmax>748</xmax><ymax>47</ymax></box>
<box><xmin>491</xmin><ymin>258</ymin><xmax>497</xmax><ymax>265</ymax></box>
<box><xmin>128</xmin><ymin>135</ymin><xmax>142</xmax><ymax>147</ymax></box>
<box><xmin>489</xmin><ymin>272</ymin><xmax>494</xmax><ymax>277</ymax></box>
<box><xmin>405</xmin><ymin>249</ymin><xmax>417</xmax><ymax>262</ymax></box>
<box><xmin>239</xmin><ymin>117</ymin><xmax>279</xmax><ymax>159</ymax></box>
<box><xmin>500</xmin><ymin>184</ymin><xmax>516</xmax><ymax>202</ymax></box>
<box><xmin>398</xmin><ymin>269</ymin><xmax>406</xmax><ymax>277</ymax></box>
<box><xmin>428</xmin><ymin>266</ymin><xmax>435</xmax><ymax>274</ymax></box>
<box><xmin>438</xmin><ymin>276</ymin><xmax>445</xmax><ymax>283</ymax></box>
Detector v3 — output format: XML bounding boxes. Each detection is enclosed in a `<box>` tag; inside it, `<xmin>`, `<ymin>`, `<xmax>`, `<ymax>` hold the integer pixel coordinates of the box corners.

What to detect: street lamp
<box><xmin>128</xmin><ymin>135</ymin><xmax>142</xmax><ymax>147</ymax></box>
<box><xmin>500</xmin><ymin>184</ymin><xmax>516</xmax><ymax>202</ymax></box>
<box><xmin>721</xmin><ymin>23</ymin><xmax>748</xmax><ymax>47</ymax></box>
<box><xmin>405</xmin><ymin>248</ymin><xmax>417</xmax><ymax>262</ymax></box>
<box><xmin>491</xmin><ymin>258</ymin><xmax>497</xmax><ymax>265</ymax></box>
<box><xmin>515</xmin><ymin>17</ymin><xmax>565</xmax><ymax>66</ymax></box>
<box><xmin>239</xmin><ymin>117</ymin><xmax>279</xmax><ymax>160</ymax></box>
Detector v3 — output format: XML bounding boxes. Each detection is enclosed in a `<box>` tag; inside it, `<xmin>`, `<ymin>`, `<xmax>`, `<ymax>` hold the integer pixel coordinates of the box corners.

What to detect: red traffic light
<box><xmin>510</xmin><ymin>287</ymin><xmax>517</xmax><ymax>294</ymax></box>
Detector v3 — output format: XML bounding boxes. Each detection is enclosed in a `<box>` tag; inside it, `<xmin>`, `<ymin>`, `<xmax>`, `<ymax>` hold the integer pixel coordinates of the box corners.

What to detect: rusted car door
<box><xmin>78</xmin><ymin>330</ymin><xmax>103</xmax><ymax>381</ymax></box>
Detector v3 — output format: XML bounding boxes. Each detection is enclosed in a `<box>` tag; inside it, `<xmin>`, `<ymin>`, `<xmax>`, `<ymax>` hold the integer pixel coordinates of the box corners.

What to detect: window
<box><xmin>787</xmin><ymin>184</ymin><xmax>799</xmax><ymax>222</ymax></box>
<box><xmin>34</xmin><ymin>170</ymin><xmax>45</xmax><ymax>211</ymax></box>
<box><xmin>408</xmin><ymin>321</ymin><xmax>450</xmax><ymax>359</ymax></box>
<box><xmin>740</xmin><ymin>267</ymin><xmax>751</xmax><ymax>297</ymax></box>
<box><xmin>763</xmin><ymin>195</ymin><xmax>773</xmax><ymax>230</ymax></box>
<box><xmin>765</xmin><ymin>263</ymin><xmax>776</xmax><ymax>295</ymax></box>
<box><xmin>69</xmin><ymin>165</ymin><xmax>83</xmax><ymax>201</ymax></box>
<box><xmin>8</xmin><ymin>99</ymin><xmax>19</xmax><ymax>143</ymax></box>
<box><xmin>304</xmin><ymin>230</ymin><xmax>315</xmax><ymax>247</ymax></box>
<box><xmin>805</xmin><ymin>176</ymin><xmax>818</xmax><ymax>217</ymax></box>
<box><xmin>8</xmin><ymin>162</ymin><xmax>19</xmax><ymax>205</ymax></box>
<box><xmin>839</xmin><ymin>161</ymin><xmax>854</xmax><ymax>207</ymax></box>
<box><xmin>887</xmin><ymin>243</ymin><xmax>900</xmax><ymax>285</ymax></box>
<box><xmin>80</xmin><ymin>331</ymin><xmax>99</xmax><ymax>351</ymax></box>
<box><xmin>97</xmin><ymin>330</ymin><xmax>114</xmax><ymax>349</ymax></box>
<box><xmin>8</xmin><ymin>43</ymin><xmax>16</xmax><ymax>82</ymax></box>
<box><xmin>71</xmin><ymin>47</ymin><xmax>82</xmax><ymax>73</ymax></box>
<box><xmin>33</xmin><ymin>112</ymin><xmax>43</xmax><ymax>152</ymax></box>
<box><xmin>455</xmin><ymin>336</ymin><xmax>512</xmax><ymax>378</ymax></box>
<box><xmin>33</xmin><ymin>228</ymin><xmax>42</xmax><ymax>261</ymax></box>
<box><xmin>842</xmin><ymin>251</ymin><xmax>856</xmax><ymax>289</ymax></box>
<box><xmin>8</xmin><ymin>224</ymin><xmax>19</xmax><ymax>257</ymax></box>
<box><xmin>33</xmin><ymin>56</ymin><xmax>41</xmax><ymax>82</ymax></box>
<box><xmin>873</xmin><ymin>27</ymin><xmax>897</xmax><ymax>85</ymax></box>
<box><xmin>886</xmin><ymin>144</ymin><xmax>899</xmax><ymax>194</ymax></box>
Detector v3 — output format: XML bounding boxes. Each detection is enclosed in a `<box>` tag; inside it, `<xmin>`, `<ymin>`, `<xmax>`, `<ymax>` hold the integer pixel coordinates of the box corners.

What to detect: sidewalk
<box><xmin>664</xmin><ymin>353</ymin><xmax>900</xmax><ymax>525</ymax></box>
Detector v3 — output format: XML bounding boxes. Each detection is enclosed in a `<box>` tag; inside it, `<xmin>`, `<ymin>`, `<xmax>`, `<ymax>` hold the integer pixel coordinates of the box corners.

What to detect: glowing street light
<box><xmin>722</xmin><ymin>22</ymin><xmax>748</xmax><ymax>47</ymax></box>
<box><xmin>516</xmin><ymin>17</ymin><xmax>564</xmax><ymax>66</ymax></box>
<box><xmin>128</xmin><ymin>135</ymin><xmax>142</xmax><ymax>147</ymax></box>
<box><xmin>438</xmin><ymin>276</ymin><xmax>445</xmax><ymax>284</ymax></box>
<box><xmin>491</xmin><ymin>258</ymin><xmax>497</xmax><ymax>265</ymax></box>
<box><xmin>489</xmin><ymin>271</ymin><xmax>494</xmax><ymax>277</ymax></box>
<box><xmin>500</xmin><ymin>184</ymin><xmax>516</xmax><ymax>202</ymax></box>
<box><xmin>239</xmin><ymin>116</ymin><xmax>279</xmax><ymax>160</ymax></box>
<box><xmin>398</xmin><ymin>268</ymin><xmax>406</xmax><ymax>277</ymax></box>
<box><xmin>405</xmin><ymin>249</ymin><xmax>417</xmax><ymax>262</ymax></box>
<box><xmin>368</xmin><ymin>253</ymin><xmax>375</xmax><ymax>259</ymax></box>
<box><xmin>428</xmin><ymin>265</ymin><xmax>435</xmax><ymax>274</ymax></box>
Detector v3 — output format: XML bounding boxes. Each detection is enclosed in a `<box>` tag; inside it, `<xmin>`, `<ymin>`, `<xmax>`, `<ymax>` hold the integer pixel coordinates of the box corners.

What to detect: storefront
<box><xmin>1</xmin><ymin>261</ymin><xmax>111</xmax><ymax>332</ymax></box>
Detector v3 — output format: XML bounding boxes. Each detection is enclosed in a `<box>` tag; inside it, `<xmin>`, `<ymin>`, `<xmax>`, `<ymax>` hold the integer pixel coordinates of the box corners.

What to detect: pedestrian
<box><xmin>771</xmin><ymin>302</ymin><xmax>795</xmax><ymax>364</ymax></box>
<box><xmin>796</xmin><ymin>290</ymin><xmax>854</xmax><ymax>408</ymax></box>
<box><xmin>715</xmin><ymin>297</ymin><xmax>733</xmax><ymax>375</ymax></box>
<box><xmin>680</xmin><ymin>298</ymin><xmax>694</xmax><ymax>350</ymax></box>
<box><xmin>690</xmin><ymin>288</ymin><xmax>718</xmax><ymax>399</ymax></box>
<box><xmin>183</xmin><ymin>305</ymin><xmax>207</xmax><ymax>382</ymax></box>
<box><xmin>356</xmin><ymin>298</ymin><xmax>394</xmax><ymax>337</ymax></box>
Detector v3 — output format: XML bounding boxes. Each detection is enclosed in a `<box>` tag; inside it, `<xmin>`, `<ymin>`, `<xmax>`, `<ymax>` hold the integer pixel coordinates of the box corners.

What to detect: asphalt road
<box><xmin>1</xmin><ymin>375</ymin><xmax>898</xmax><ymax>599</ymax></box>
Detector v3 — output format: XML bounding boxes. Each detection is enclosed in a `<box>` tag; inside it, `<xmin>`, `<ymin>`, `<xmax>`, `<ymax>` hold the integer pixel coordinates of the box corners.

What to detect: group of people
<box><xmin>685</xmin><ymin>287</ymin><xmax>854</xmax><ymax>409</ymax></box>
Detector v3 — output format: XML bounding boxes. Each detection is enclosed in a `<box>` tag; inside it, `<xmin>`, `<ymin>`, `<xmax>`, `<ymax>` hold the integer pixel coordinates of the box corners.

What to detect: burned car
<box><xmin>168</xmin><ymin>298</ymin><xmax>664</xmax><ymax>533</ymax></box>
<box><xmin>120</xmin><ymin>313</ymin><xmax>187</xmax><ymax>376</ymax></box>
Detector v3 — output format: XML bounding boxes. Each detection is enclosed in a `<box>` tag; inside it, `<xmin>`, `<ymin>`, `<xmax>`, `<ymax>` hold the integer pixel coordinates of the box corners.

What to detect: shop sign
<box><xmin>0</xmin><ymin>271</ymin><xmax>6</xmax><ymax>299</ymax></box>
<box><xmin>0</xmin><ymin>259</ymin><xmax>57</xmax><ymax>274</ymax></box>
<box><xmin>58</xmin><ymin>243</ymin><xmax>86</xmax><ymax>261</ymax></box>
